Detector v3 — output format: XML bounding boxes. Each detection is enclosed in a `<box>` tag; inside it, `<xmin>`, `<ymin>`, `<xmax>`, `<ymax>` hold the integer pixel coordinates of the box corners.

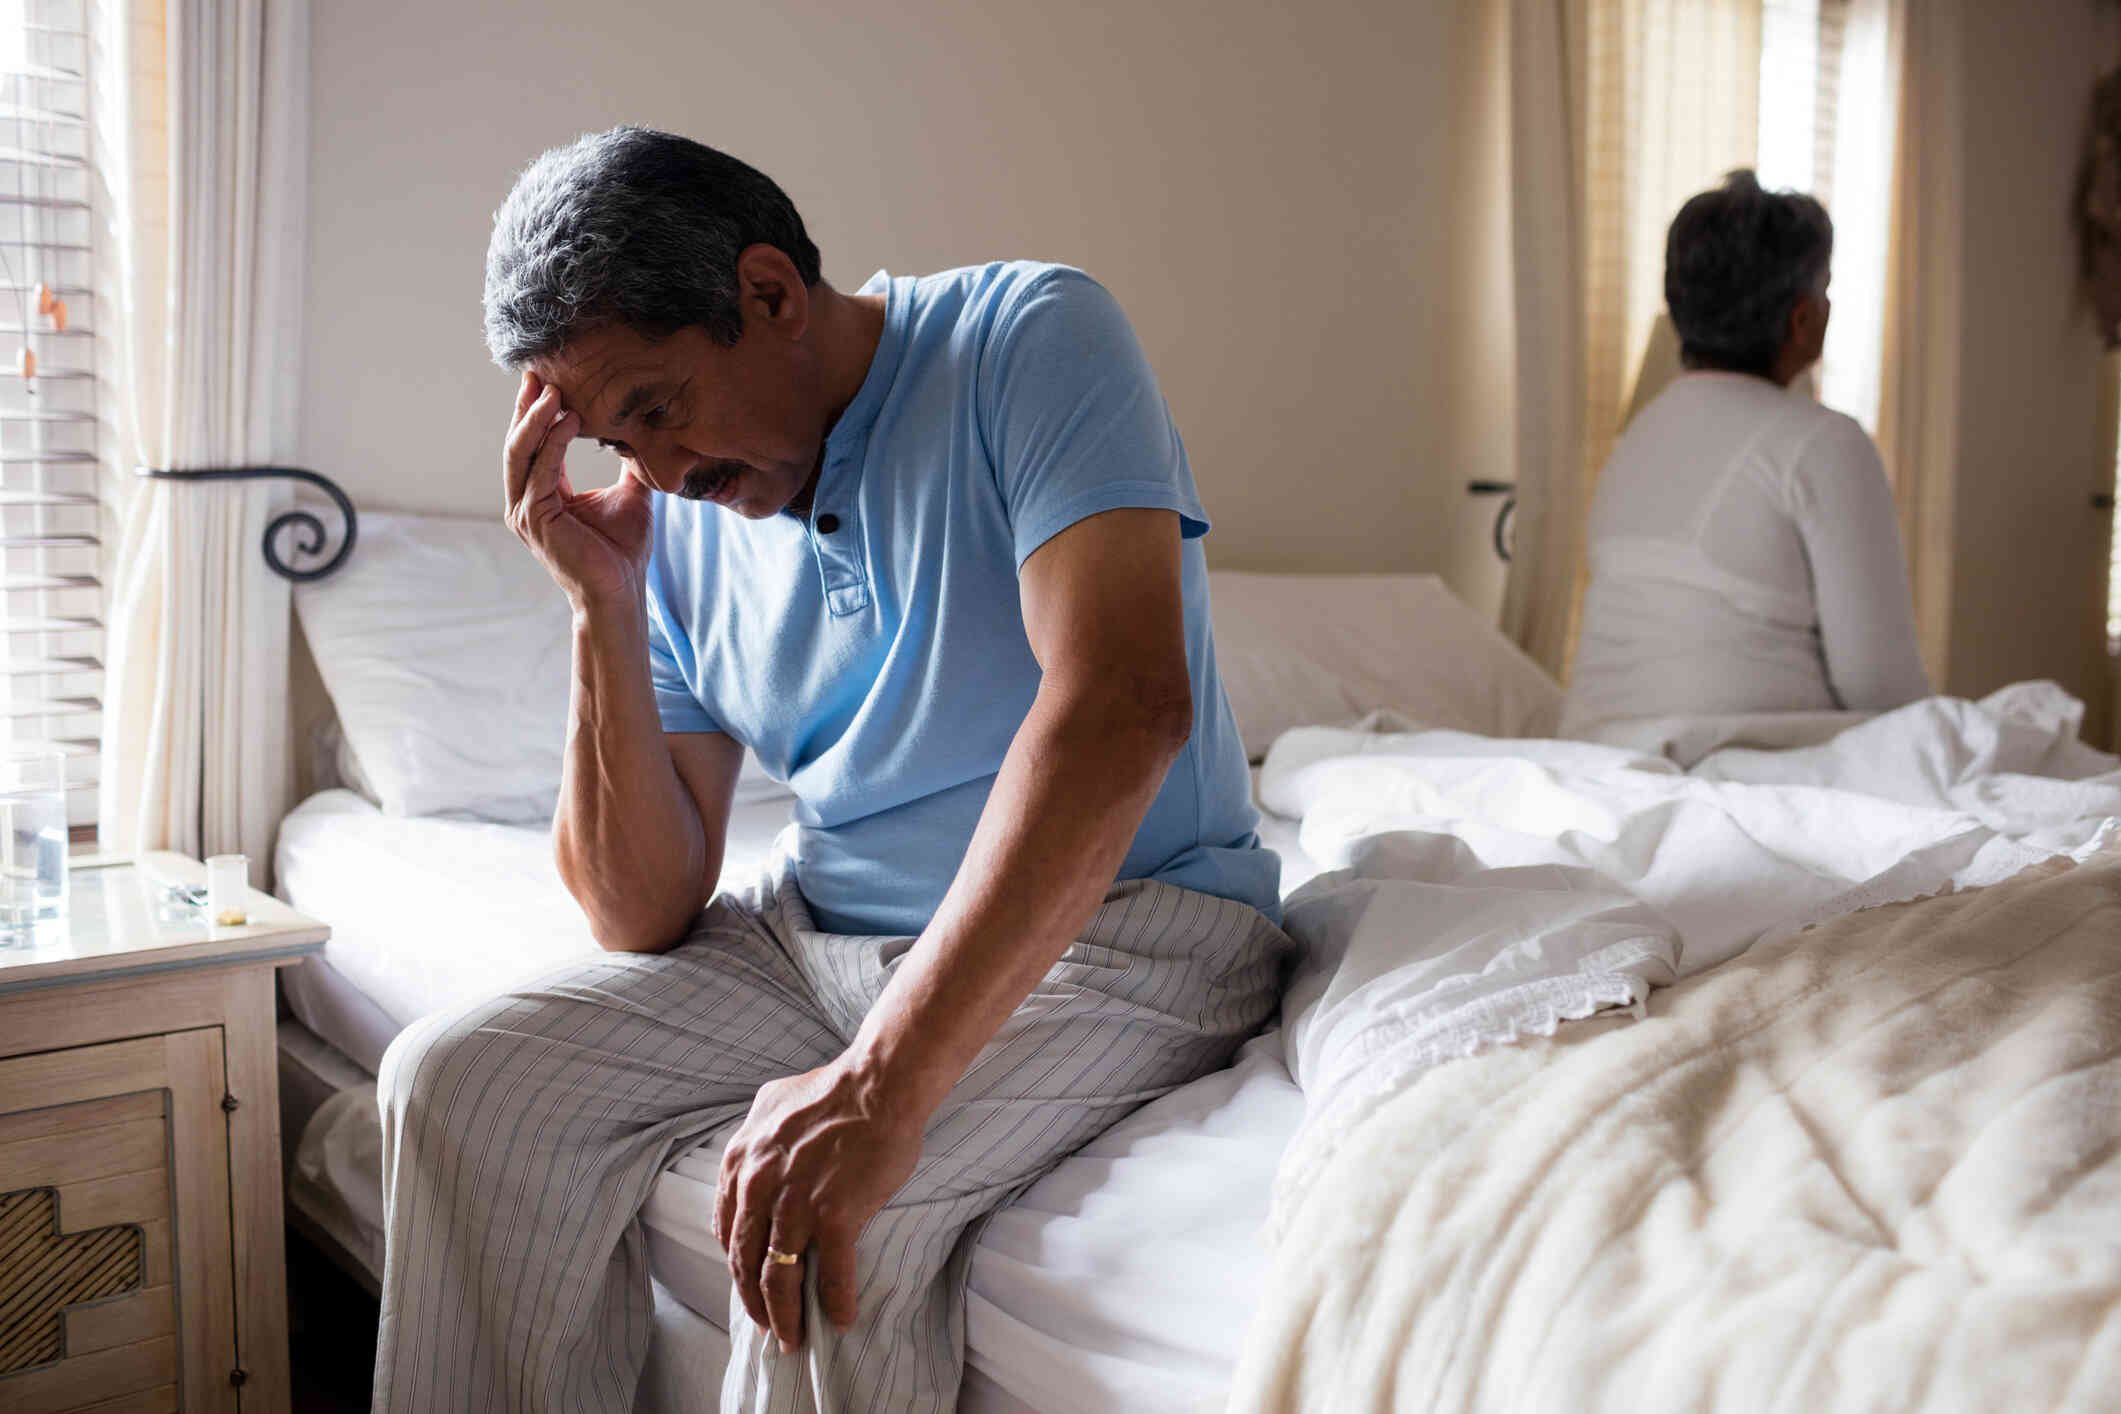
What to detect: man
<box><xmin>371</xmin><ymin>126</ymin><xmax>1288</xmax><ymax>1413</ymax></box>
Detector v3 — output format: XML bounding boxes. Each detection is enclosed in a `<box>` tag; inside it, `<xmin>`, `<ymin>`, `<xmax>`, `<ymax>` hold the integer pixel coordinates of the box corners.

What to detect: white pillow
<box><xmin>296</xmin><ymin>511</ymin><xmax>785</xmax><ymax>821</ymax></box>
<box><xmin>1207</xmin><ymin>572</ymin><xmax>1562</xmax><ymax>760</ymax></box>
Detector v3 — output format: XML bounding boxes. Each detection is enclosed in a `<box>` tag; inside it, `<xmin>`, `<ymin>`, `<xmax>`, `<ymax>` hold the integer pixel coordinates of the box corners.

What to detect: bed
<box><xmin>273</xmin><ymin>781</ymin><xmax>1314</xmax><ymax>1414</ymax></box>
<box><xmin>273</xmin><ymin>511</ymin><xmax>1562</xmax><ymax>1412</ymax></box>
<box><xmin>1226</xmin><ymin>685</ymin><xmax>2121</xmax><ymax>1411</ymax></box>
<box><xmin>278</xmin><ymin>510</ymin><xmax>2121</xmax><ymax>1411</ymax></box>
<box><xmin>1234</xmin><ymin>835</ymin><xmax>2121</xmax><ymax>1413</ymax></box>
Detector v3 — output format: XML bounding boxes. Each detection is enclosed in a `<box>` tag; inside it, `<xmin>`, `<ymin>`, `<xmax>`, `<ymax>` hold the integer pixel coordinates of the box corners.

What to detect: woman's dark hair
<box><xmin>483</xmin><ymin>127</ymin><xmax>823</xmax><ymax>367</ymax></box>
<box><xmin>1663</xmin><ymin>169</ymin><xmax>1834</xmax><ymax>378</ymax></box>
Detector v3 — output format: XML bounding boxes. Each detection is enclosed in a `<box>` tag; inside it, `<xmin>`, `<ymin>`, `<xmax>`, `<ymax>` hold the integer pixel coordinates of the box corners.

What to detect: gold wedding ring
<box><xmin>764</xmin><ymin>1246</ymin><xmax>802</xmax><ymax>1267</ymax></box>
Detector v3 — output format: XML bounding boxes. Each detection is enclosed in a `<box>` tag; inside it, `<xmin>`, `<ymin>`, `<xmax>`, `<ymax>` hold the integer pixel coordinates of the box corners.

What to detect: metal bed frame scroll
<box><xmin>1466</xmin><ymin>479</ymin><xmax>1516</xmax><ymax>563</ymax></box>
<box><xmin>134</xmin><ymin>466</ymin><xmax>358</xmax><ymax>583</ymax></box>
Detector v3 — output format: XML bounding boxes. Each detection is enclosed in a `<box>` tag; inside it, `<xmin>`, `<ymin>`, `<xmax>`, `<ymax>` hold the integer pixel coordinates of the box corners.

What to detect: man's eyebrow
<box><xmin>611</xmin><ymin>384</ymin><xmax>664</xmax><ymax>427</ymax></box>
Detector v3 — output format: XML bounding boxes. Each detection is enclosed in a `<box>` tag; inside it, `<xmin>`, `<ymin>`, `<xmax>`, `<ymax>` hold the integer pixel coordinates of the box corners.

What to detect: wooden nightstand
<box><xmin>0</xmin><ymin>852</ymin><xmax>328</xmax><ymax>1414</ymax></box>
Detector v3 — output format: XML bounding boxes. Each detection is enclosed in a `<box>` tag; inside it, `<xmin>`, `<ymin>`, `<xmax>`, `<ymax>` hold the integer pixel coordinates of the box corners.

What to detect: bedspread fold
<box><xmin>1229</xmin><ymin>841</ymin><xmax>2121</xmax><ymax>1413</ymax></box>
<box><xmin>1263</xmin><ymin>684</ymin><xmax>2121</xmax><ymax>1221</ymax></box>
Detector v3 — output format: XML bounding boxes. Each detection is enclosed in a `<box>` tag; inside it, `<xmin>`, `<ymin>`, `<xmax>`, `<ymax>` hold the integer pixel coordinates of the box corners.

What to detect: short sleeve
<box><xmin>979</xmin><ymin>269</ymin><xmax>1210</xmax><ymax>567</ymax></box>
<box><xmin>644</xmin><ymin>571</ymin><xmax>723</xmax><ymax>736</ymax></box>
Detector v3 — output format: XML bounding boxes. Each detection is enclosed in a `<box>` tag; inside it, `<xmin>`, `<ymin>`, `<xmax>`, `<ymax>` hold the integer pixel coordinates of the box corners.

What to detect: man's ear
<box><xmin>735</xmin><ymin>244</ymin><xmax>811</xmax><ymax>341</ymax></box>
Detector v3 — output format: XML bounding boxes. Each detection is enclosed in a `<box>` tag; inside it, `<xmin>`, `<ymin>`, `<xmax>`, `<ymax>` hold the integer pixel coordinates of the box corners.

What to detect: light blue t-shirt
<box><xmin>644</xmin><ymin>262</ymin><xmax>1279</xmax><ymax>936</ymax></box>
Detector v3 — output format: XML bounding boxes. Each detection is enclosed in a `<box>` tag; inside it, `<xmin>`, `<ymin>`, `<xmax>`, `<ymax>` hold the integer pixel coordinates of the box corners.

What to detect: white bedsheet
<box><xmin>274</xmin><ymin>788</ymin><xmax>795</xmax><ymax>1072</ymax></box>
<box><xmin>274</xmin><ymin>782</ymin><xmax>1316</xmax><ymax>1413</ymax></box>
<box><xmin>1251</xmin><ymin>794</ymin><xmax>1322</xmax><ymax>897</ymax></box>
<box><xmin>1258</xmin><ymin>683</ymin><xmax>2121</xmax><ymax>1222</ymax></box>
<box><xmin>637</xmin><ymin>1033</ymin><xmax>1301</xmax><ymax>1413</ymax></box>
<box><xmin>1231</xmin><ymin>838</ymin><xmax>2121</xmax><ymax>1414</ymax></box>
<box><xmin>277</xmin><ymin>783</ymin><xmax>1318</xmax><ymax>1075</ymax></box>
<box><xmin>285</xmin><ymin>1001</ymin><xmax>1299</xmax><ymax>1414</ymax></box>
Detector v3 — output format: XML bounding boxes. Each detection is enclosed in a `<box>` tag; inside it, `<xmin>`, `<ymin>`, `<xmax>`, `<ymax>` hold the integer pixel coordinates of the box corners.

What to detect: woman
<box><xmin>1563</xmin><ymin>170</ymin><xmax>1929</xmax><ymax>751</ymax></box>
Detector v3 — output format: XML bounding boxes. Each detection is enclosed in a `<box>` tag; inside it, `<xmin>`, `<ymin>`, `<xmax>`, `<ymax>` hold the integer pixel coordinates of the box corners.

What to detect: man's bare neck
<box><xmin>810</xmin><ymin>283</ymin><xmax>889</xmax><ymax>438</ymax></box>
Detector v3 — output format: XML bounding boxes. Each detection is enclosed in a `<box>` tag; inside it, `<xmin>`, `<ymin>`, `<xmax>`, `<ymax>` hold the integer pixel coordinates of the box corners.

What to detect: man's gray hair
<box><xmin>482</xmin><ymin>127</ymin><xmax>822</xmax><ymax>368</ymax></box>
<box><xmin>1663</xmin><ymin>169</ymin><xmax>1834</xmax><ymax>379</ymax></box>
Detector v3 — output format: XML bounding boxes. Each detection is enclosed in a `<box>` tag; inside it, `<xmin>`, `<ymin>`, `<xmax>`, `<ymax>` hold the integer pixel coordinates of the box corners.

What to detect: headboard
<box><xmin>136</xmin><ymin>466</ymin><xmax>359</xmax><ymax>583</ymax></box>
<box><xmin>138</xmin><ymin>465</ymin><xmax>361</xmax><ymax>804</ymax></box>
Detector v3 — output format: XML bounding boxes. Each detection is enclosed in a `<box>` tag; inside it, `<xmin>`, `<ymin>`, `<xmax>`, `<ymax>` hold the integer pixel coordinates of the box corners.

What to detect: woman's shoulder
<box><xmin>1619</xmin><ymin>374</ymin><xmax>1840</xmax><ymax>476</ymax></box>
<box><xmin>1782</xmin><ymin>399</ymin><xmax>1882</xmax><ymax>476</ymax></box>
<box><xmin>1637</xmin><ymin>371</ymin><xmax>1818</xmax><ymax>438</ymax></box>
<box><xmin>1680</xmin><ymin>379</ymin><xmax>1879</xmax><ymax>479</ymax></box>
<box><xmin>1760</xmin><ymin>401</ymin><xmax>1894</xmax><ymax>533</ymax></box>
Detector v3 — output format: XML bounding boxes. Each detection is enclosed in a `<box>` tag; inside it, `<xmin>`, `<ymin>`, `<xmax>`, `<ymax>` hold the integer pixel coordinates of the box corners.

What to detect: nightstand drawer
<box><xmin>0</xmin><ymin>1031</ymin><xmax>238</xmax><ymax>1414</ymax></box>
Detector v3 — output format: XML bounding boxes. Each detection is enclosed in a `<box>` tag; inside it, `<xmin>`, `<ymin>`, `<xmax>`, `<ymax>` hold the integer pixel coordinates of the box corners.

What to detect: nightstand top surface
<box><xmin>0</xmin><ymin>850</ymin><xmax>328</xmax><ymax>994</ymax></box>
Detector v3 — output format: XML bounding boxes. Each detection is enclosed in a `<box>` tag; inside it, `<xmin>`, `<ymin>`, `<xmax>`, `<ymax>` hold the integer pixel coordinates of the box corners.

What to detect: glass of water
<box><xmin>0</xmin><ymin>744</ymin><xmax>67</xmax><ymax>946</ymax></box>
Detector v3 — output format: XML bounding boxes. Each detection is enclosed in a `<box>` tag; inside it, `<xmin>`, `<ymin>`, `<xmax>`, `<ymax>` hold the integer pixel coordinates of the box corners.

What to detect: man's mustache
<box><xmin>678</xmin><ymin>463</ymin><xmax>743</xmax><ymax>500</ymax></box>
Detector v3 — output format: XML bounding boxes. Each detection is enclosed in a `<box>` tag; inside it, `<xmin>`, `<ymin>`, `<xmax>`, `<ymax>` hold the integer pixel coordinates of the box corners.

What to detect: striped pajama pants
<box><xmin>369</xmin><ymin>863</ymin><xmax>1290</xmax><ymax>1414</ymax></box>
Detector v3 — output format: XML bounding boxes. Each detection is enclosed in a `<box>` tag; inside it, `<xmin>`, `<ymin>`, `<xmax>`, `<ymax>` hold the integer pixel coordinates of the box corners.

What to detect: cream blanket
<box><xmin>1263</xmin><ymin>687</ymin><xmax>2120</xmax><ymax>1212</ymax></box>
<box><xmin>1228</xmin><ymin>843</ymin><xmax>2121</xmax><ymax>1413</ymax></box>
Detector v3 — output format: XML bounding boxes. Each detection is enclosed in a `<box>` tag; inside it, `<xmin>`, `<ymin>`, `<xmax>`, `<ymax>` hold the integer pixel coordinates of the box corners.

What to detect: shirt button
<box><xmin>815</xmin><ymin>513</ymin><xmax>841</xmax><ymax>534</ymax></box>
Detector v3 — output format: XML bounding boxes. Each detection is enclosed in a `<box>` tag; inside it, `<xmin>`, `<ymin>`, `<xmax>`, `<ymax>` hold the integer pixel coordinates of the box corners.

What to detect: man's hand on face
<box><xmin>503</xmin><ymin>369</ymin><xmax>655</xmax><ymax>609</ymax></box>
<box><xmin>715</xmin><ymin>1054</ymin><xmax>927</xmax><ymax>1354</ymax></box>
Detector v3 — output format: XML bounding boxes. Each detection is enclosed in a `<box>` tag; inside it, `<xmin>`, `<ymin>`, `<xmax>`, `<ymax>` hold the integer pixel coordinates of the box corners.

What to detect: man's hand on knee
<box><xmin>715</xmin><ymin>1056</ymin><xmax>926</xmax><ymax>1352</ymax></box>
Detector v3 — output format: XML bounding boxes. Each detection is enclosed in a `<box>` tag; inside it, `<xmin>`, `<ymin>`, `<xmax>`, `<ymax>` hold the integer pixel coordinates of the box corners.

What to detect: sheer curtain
<box><xmin>1496</xmin><ymin>0</ymin><xmax>1586</xmax><ymax>674</ymax></box>
<box><xmin>1872</xmin><ymin>0</ymin><xmax>1959</xmax><ymax>682</ymax></box>
<box><xmin>1501</xmin><ymin>0</ymin><xmax>1762</xmax><ymax>677</ymax></box>
<box><xmin>94</xmin><ymin>0</ymin><xmax>308</xmax><ymax>867</ymax></box>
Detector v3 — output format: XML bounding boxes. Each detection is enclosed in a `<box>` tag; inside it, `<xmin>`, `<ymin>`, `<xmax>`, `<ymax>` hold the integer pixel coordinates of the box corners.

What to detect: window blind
<box><xmin>1758</xmin><ymin>0</ymin><xmax>1848</xmax><ymax>209</ymax></box>
<box><xmin>1757</xmin><ymin>0</ymin><xmax>1897</xmax><ymax>450</ymax></box>
<box><xmin>0</xmin><ymin>0</ymin><xmax>100</xmax><ymax>843</ymax></box>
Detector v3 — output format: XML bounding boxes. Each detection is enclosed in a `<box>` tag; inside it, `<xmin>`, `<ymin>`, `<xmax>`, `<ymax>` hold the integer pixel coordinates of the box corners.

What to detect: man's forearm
<box><xmin>554</xmin><ymin>587</ymin><xmax>712</xmax><ymax>952</ymax></box>
<box><xmin>842</xmin><ymin>680</ymin><xmax>1192</xmax><ymax>1117</ymax></box>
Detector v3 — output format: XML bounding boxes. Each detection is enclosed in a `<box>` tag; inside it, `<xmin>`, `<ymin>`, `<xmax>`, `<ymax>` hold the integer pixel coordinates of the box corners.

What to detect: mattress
<box><xmin>639</xmin><ymin>1033</ymin><xmax>1300</xmax><ymax>1413</ymax></box>
<box><xmin>277</xmin><ymin>782</ymin><xmax>1323</xmax><ymax>1076</ymax></box>
<box><xmin>275</xmin><ymin>788</ymin><xmax>798</xmax><ymax>1072</ymax></box>
<box><xmin>274</xmin><ymin>783</ymin><xmax>1318</xmax><ymax>1411</ymax></box>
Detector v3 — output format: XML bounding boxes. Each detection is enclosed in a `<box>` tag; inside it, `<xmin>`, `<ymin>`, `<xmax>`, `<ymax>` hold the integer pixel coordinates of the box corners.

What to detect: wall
<box><xmin>301</xmin><ymin>0</ymin><xmax>1508</xmax><ymax>600</ymax></box>
<box><xmin>1947</xmin><ymin>0</ymin><xmax>2119</xmax><ymax>738</ymax></box>
<box><xmin>302</xmin><ymin>0</ymin><xmax>2121</xmax><ymax>715</ymax></box>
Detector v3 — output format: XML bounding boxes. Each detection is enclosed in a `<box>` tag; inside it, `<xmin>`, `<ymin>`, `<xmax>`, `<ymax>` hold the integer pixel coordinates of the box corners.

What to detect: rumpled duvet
<box><xmin>1229</xmin><ymin>840</ymin><xmax>2121</xmax><ymax>1412</ymax></box>
<box><xmin>1264</xmin><ymin>684</ymin><xmax>2120</xmax><ymax>1207</ymax></box>
<box><xmin>1232</xmin><ymin>683</ymin><xmax>2121</xmax><ymax>1412</ymax></box>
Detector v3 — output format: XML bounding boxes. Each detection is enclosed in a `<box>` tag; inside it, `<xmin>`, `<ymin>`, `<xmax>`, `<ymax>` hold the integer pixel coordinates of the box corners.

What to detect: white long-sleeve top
<box><xmin>1563</xmin><ymin>372</ymin><xmax>1930</xmax><ymax>737</ymax></box>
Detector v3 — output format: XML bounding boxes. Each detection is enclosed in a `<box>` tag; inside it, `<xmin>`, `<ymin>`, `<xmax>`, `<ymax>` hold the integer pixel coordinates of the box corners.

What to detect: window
<box><xmin>1757</xmin><ymin>0</ymin><xmax>1895</xmax><ymax>439</ymax></box>
<box><xmin>0</xmin><ymin>0</ymin><xmax>99</xmax><ymax>845</ymax></box>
